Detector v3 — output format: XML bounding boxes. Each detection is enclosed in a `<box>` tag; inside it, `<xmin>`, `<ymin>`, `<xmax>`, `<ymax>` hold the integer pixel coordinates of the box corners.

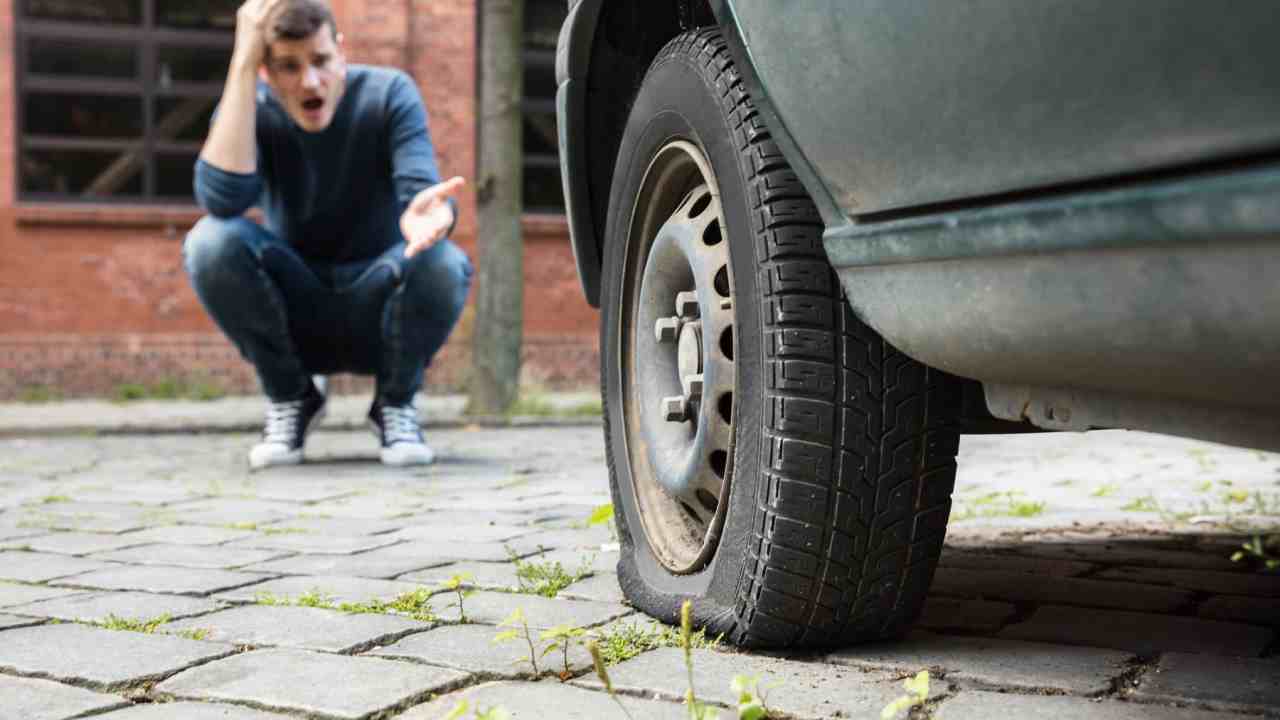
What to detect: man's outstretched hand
<box><xmin>401</xmin><ymin>176</ymin><xmax>466</xmax><ymax>258</ymax></box>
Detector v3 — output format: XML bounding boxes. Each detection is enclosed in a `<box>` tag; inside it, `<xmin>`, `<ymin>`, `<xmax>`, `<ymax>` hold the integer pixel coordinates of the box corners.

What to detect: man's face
<box><xmin>263</xmin><ymin>26</ymin><xmax>347</xmax><ymax>133</ymax></box>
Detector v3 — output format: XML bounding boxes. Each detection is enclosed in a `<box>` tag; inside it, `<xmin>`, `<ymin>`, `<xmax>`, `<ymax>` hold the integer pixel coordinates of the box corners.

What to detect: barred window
<box><xmin>17</xmin><ymin>0</ymin><xmax>236</xmax><ymax>202</ymax></box>
<box><xmin>523</xmin><ymin>0</ymin><xmax>566</xmax><ymax>214</ymax></box>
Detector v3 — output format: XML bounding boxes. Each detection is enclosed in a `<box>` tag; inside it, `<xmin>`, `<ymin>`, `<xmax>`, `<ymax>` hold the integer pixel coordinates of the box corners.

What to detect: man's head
<box><xmin>263</xmin><ymin>0</ymin><xmax>346</xmax><ymax>133</ymax></box>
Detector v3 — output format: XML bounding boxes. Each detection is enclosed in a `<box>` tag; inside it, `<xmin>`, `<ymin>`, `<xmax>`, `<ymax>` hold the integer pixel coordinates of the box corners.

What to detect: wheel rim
<box><xmin>622</xmin><ymin>140</ymin><xmax>736</xmax><ymax>574</ymax></box>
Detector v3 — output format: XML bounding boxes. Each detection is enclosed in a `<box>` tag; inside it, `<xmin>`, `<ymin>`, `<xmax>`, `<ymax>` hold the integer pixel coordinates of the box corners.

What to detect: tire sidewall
<box><xmin>601</xmin><ymin>36</ymin><xmax>765</xmax><ymax>630</ymax></box>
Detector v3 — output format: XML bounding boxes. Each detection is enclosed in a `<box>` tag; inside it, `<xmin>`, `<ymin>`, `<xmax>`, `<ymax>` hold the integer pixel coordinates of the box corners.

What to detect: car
<box><xmin>554</xmin><ymin>0</ymin><xmax>1280</xmax><ymax>649</ymax></box>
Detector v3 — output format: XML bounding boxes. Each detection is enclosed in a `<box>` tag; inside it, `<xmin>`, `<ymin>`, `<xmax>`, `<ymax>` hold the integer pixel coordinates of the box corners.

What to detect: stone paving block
<box><xmin>54</xmin><ymin>565</ymin><xmax>274</xmax><ymax>596</ymax></box>
<box><xmin>934</xmin><ymin>690</ymin><xmax>1256</xmax><ymax>720</ymax></box>
<box><xmin>240</xmin><ymin>483</ymin><xmax>356</xmax><ymax>504</ymax></box>
<box><xmin>163</xmin><ymin>604</ymin><xmax>431</xmax><ymax>653</ymax></box>
<box><xmin>5</xmin><ymin>531</ymin><xmax>151</xmax><ymax>556</ymax></box>
<box><xmin>930</xmin><ymin>566</ymin><xmax>1194</xmax><ymax>612</ymax></box>
<box><xmin>0</xmin><ymin>674</ymin><xmax>130</xmax><ymax>720</ymax></box>
<box><xmin>1001</xmin><ymin>605</ymin><xmax>1274</xmax><ymax>657</ymax></box>
<box><xmin>7</xmin><ymin>590</ymin><xmax>222</xmax><ymax>623</ymax></box>
<box><xmin>156</xmin><ymin>648</ymin><xmax>470</xmax><ymax>719</ymax></box>
<box><xmin>0</xmin><ymin>612</ymin><xmax>43</xmax><ymax>629</ymax></box>
<box><xmin>0</xmin><ymin>520</ymin><xmax>44</xmax><ymax>542</ymax></box>
<box><xmin>91</xmin><ymin>543</ymin><xmax>289</xmax><ymax>569</ymax></box>
<box><xmin>828</xmin><ymin>631</ymin><xmax>1133</xmax><ymax>695</ymax></box>
<box><xmin>172</xmin><ymin>499</ymin><xmax>300</xmax><ymax>527</ymax></box>
<box><xmin>400</xmin><ymin>561</ymin><xmax>524</xmax><ymax>590</ymax></box>
<box><xmin>215</xmin><ymin>574</ymin><xmax>432</xmax><ymax>605</ymax></box>
<box><xmin>253</xmin><ymin>516</ymin><xmax>406</xmax><ymax>536</ymax></box>
<box><xmin>66</xmin><ymin>484</ymin><xmax>205</xmax><ymax>506</ymax></box>
<box><xmin>1199</xmin><ymin>594</ymin><xmax>1280</xmax><ymax>628</ymax></box>
<box><xmin>576</xmin><ymin>647</ymin><xmax>913</xmax><ymax>720</ymax></box>
<box><xmin>917</xmin><ymin>596</ymin><xmax>1018</xmax><ymax>634</ymax></box>
<box><xmin>1132</xmin><ymin>652</ymin><xmax>1280</xmax><ymax>714</ymax></box>
<box><xmin>515</xmin><ymin>526</ymin><xmax>616</xmax><ymax>551</ymax></box>
<box><xmin>246</xmin><ymin>540</ymin><xmax>541</xmax><ymax>579</ymax></box>
<box><xmin>302</xmin><ymin>493</ymin><xmax>432</xmax><ymax>519</ymax></box>
<box><xmin>228</xmin><ymin>532</ymin><xmax>401</xmax><ymax>555</ymax></box>
<box><xmin>400</xmin><ymin>680</ymin><xmax>689</xmax><ymax>719</ymax></box>
<box><xmin>0</xmin><ymin>551</ymin><xmax>120</xmax><ymax>582</ymax></box>
<box><xmin>95</xmin><ymin>702</ymin><xmax>294</xmax><ymax>719</ymax></box>
<box><xmin>460</xmin><ymin>591</ymin><xmax>631</xmax><ymax>629</ymax></box>
<box><xmin>1095</xmin><ymin>566</ymin><xmax>1280</xmax><ymax>598</ymax></box>
<box><xmin>119</xmin><ymin>525</ymin><xmax>257</xmax><ymax>546</ymax></box>
<box><xmin>938</xmin><ymin>548</ymin><xmax>1095</xmax><ymax>577</ymax></box>
<box><xmin>369</xmin><ymin>623</ymin><xmax>593</xmax><ymax>677</ymax></box>
<box><xmin>0</xmin><ymin>581</ymin><xmax>87</xmax><ymax>608</ymax></box>
<box><xmin>534</xmin><ymin>548</ymin><xmax>619</xmax><ymax>576</ymax></box>
<box><xmin>559</xmin><ymin>573</ymin><xmax>626</xmax><ymax>604</ymax></box>
<box><xmin>0</xmin><ymin>623</ymin><xmax>236</xmax><ymax>691</ymax></box>
<box><xmin>389</xmin><ymin>523</ymin><xmax>532</xmax><ymax>544</ymax></box>
<box><xmin>12</xmin><ymin>503</ymin><xmax>155</xmax><ymax>534</ymax></box>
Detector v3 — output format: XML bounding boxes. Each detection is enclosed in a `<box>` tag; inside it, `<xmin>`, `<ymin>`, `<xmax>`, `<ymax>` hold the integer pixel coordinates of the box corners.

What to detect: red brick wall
<box><xmin>0</xmin><ymin>0</ymin><xmax>599</xmax><ymax>400</ymax></box>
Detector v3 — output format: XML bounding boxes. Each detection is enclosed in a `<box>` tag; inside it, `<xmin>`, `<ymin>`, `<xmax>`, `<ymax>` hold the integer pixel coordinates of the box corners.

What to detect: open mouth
<box><xmin>301</xmin><ymin>98</ymin><xmax>324</xmax><ymax>112</ymax></box>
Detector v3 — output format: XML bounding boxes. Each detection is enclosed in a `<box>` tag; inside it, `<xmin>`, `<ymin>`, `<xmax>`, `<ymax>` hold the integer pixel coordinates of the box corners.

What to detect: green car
<box><xmin>555</xmin><ymin>0</ymin><xmax>1280</xmax><ymax>648</ymax></box>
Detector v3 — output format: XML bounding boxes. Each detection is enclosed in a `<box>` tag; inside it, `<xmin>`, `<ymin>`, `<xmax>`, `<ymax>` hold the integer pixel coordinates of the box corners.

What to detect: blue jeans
<box><xmin>183</xmin><ymin>216</ymin><xmax>472</xmax><ymax>405</ymax></box>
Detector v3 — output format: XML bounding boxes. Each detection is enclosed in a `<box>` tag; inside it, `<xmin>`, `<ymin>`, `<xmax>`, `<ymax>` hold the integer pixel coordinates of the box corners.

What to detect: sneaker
<box><xmin>248</xmin><ymin>386</ymin><xmax>327</xmax><ymax>470</ymax></box>
<box><xmin>368</xmin><ymin>401</ymin><xmax>435</xmax><ymax>466</ymax></box>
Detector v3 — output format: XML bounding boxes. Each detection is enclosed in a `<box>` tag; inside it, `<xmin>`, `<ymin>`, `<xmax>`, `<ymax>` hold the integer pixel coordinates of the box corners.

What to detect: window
<box><xmin>16</xmin><ymin>0</ymin><xmax>236</xmax><ymax>203</ymax></box>
<box><xmin>523</xmin><ymin>0</ymin><xmax>566</xmax><ymax>215</ymax></box>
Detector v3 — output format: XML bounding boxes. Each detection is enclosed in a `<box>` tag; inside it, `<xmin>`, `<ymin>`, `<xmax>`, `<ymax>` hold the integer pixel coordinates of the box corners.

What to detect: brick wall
<box><xmin>0</xmin><ymin>0</ymin><xmax>600</xmax><ymax>400</ymax></box>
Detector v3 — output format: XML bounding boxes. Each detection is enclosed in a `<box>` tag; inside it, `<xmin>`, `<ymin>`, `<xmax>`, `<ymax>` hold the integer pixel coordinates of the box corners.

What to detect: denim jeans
<box><xmin>183</xmin><ymin>216</ymin><xmax>472</xmax><ymax>405</ymax></box>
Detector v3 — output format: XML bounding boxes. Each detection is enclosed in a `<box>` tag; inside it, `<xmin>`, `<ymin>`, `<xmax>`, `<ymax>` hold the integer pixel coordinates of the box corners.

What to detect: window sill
<box><xmin>521</xmin><ymin>212</ymin><xmax>568</xmax><ymax>240</ymax></box>
<box><xmin>14</xmin><ymin>203</ymin><xmax>264</xmax><ymax>228</ymax></box>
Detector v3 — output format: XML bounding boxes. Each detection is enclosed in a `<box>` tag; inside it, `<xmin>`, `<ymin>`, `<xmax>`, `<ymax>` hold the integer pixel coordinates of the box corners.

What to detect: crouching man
<box><xmin>185</xmin><ymin>0</ymin><xmax>470</xmax><ymax>468</ymax></box>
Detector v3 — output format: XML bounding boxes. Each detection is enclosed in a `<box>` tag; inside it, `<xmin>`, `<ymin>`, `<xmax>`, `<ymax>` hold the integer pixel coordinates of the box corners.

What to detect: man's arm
<box><xmin>387</xmin><ymin>72</ymin><xmax>465</xmax><ymax>257</ymax></box>
<box><xmin>194</xmin><ymin>0</ymin><xmax>282</xmax><ymax>216</ymax></box>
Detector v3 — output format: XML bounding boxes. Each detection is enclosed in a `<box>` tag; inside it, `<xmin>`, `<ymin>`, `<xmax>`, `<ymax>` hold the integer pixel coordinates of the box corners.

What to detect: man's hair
<box><xmin>271</xmin><ymin>0</ymin><xmax>337</xmax><ymax>41</ymax></box>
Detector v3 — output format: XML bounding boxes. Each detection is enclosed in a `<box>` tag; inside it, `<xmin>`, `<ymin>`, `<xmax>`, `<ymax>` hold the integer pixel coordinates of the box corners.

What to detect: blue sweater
<box><xmin>194</xmin><ymin>65</ymin><xmax>446</xmax><ymax>264</ymax></box>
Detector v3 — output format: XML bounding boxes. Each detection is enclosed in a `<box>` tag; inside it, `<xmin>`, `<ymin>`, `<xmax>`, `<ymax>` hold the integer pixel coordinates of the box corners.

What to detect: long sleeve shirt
<box><xmin>193</xmin><ymin>65</ymin><xmax>446</xmax><ymax>264</ymax></box>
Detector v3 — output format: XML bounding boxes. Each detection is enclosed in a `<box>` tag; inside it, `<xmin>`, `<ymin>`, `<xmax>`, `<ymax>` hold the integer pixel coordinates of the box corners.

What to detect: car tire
<box><xmin>599</xmin><ymin>28</ymin><xmax>962</xmax><ymax>648</ymax></box>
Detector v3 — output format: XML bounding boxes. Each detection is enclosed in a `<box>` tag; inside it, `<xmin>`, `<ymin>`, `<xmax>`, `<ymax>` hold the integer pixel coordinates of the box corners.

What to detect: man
<box><xmin>185</xmin><ymin>0</ymin><xmax>470</xmax><ymax>469</ymax></box>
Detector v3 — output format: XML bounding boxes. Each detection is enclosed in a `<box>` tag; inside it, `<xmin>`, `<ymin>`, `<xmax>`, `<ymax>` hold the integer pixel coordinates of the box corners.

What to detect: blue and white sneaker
<box><xmin>369</xmin><ymin>401</ymin><xmax>435</xmax><ymax>466</ymax></box>
<box><xmin>249</xmin><ymin>384</ymin><xmax>327</xmax><ymax>470</ymax></box>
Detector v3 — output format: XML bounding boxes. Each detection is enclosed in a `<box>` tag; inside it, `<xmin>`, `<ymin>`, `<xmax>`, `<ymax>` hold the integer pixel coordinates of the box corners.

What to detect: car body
<box><xmin>558</xmin><ymin>0</ymin><xmax>1280</xmax><ymax>452</ymax></box>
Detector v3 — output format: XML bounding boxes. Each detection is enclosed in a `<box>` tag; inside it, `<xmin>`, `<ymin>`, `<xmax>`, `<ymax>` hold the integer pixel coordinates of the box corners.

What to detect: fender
<box><xmin>556</xmin><ymin>0</ymin><xmax>605</xmax><ymax>306</ymax></box>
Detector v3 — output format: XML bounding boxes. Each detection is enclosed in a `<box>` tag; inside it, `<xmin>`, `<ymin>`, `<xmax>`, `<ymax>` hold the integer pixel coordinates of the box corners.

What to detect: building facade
<box><xmin>0</xmin><ymin>0</ymin><xmax>599</xmax><ymax>400</ymax></box>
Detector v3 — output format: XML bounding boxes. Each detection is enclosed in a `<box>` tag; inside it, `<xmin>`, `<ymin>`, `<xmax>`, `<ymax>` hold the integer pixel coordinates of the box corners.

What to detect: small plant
<box><xmin>509</xmin><ymin>550</ymin><xmax>592</xmax><ymax>598</ymax></box>
<box><xmin>588</xmin><ymin>639</ymin><xmax>636</xmax><ymax>720</ymax></box>
<box><xmin>444</xmin><ymin>701</ymin><xmax>512</xmax><ymax>720</ymax></box>
<box><xmin>540</xmin><ymin>624</ymin><xmax>588</xmax><ymax>680</ymax></box>
<box><xmin>295</xmin><ymin>589</ymin><xmax>336</xmax><ymax>609</ymax></box>
<box><xmin>679</xmin><ymin>600</ymin><xmax>719</xmax><ymax>720</ymax></box>
<box><xmin>37</xmin><ymin>495</ymin><xmax>71</xmax><ymax>505</ymax></box>
<box><xmin>16</xmin><ymin>385</ymin><xmax>62</xmax><ymax>403</ymax></box>
<box><xmin>1090</xmin><ymin>484</ymin><xmax>1117</xmax><ymax>498</ymax></box>
<box><xmin>97</xmin><ymin>613</ymin><xmax>170</xmax><ymax>634</ymax></box>
<box><xmin>175</xmin><ymin>627</ymin><xmax>211</xmax><ymax>641</ymax></box>
<box><xmin>1121</xmin><ymin>495</ymin><xmax>1160</xmax><ymax>512</ymax></box>
<box><xmin>591</xmin><ymin>618</ymin><xmax>721</xmax><ymax>665</ymax></box>
<box><xmin>441</xmin><ymin>573</ymin><xmax>476</xmax><ymax>623</ymax></box>
<box><xmin>951</xmin><ymin>491</ymin><xmax>1046</xmax><ymax>521</ymax></box>
<box><xmin>493</xmin><ymin>607</ymin><xmax>540</xmax><ymax>675</ymax></box>
<box><xmin>1231</xmin><ymin>534</ymin><xmax>1280</xmax><ymax>571</ymax></box>
<box><xmin>341</xmin><ymin>588</ymin><xmax>437</xmax><ymax>623</ymax></box>
<box><xmin>261</xmin><ymin>526</ymin><xmax>308</xmax><ymax>536</ymax></box>
<box><xmin>730</xmin><ymin>675</ymin><xmax>773</xmax><ymax>720</ymax></box>
<box><xmin>880</xmin><ymin>670</ymin><xmax>931</xmax><ymax>720</ymax></box>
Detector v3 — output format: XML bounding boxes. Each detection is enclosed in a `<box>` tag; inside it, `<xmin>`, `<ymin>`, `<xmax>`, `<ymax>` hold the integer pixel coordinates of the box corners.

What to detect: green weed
<box><xmin>96</xmin><ymin>613</ymin><xmax>170</xmax><ymax>634</ymax></box>
<box><xmin>1231</xmin><ymin>534</ymin><xmax>1280</xmax><ymax>571</ymax></box>
<box><xmin>1121</xmin><ymin>496</ymin><xmax>1160</xmax><ymax>513</ymax></box>
<box><xmin>16</xmin><ymin>385</ymin><xmax>62</xmax><ymax>403</ymax></box>
<box><xmin>175</xmin><ymin>627</ymin><xmax>211</xmax><ymax>641</ymax></box>
<box><xmin>509</xmin><ymin>550</ymin><xmax>592</xmax><ymax>598</ymax></box>
<box><xmin>1090</xmin><ymin>484</ymin><xmax>1117</xmax><ymax>498</ymax></box>
<box><xmin>493</xmin><ymin>607</ymin><xmax>541</xmax><ymax>675</ymax></box>
<box><xmin>110</xmin><ymin>377</ymin><xmax>225</xmax><ymax>403</ymax></box>
<box><xmin>541</xmin><ymin>624</ymin><xmax>588</xmax><ymax>679</ymax></box>
<box><xmin>591</xmin><ymin>618</ymin><xmax>721</xmax><ymax>666</ymax></box>
<box><xmin>37</xmin><ymin>495</ymin><xmax>71</xmax><ymax>505</ymax></box>
<box><xmin>445</xmin><ymin>701</ymin><xmax>512</xmax><ymax>720</ymax></box>
<box><xmin>880</xmin><ymin>670</ymin><xmax>931</xmax><ymax>719</ymax></box>
<box><xmin>952</xmin><ymin>491</ymin><xmax>1046</xmax><ymax>521</ymax></box>
<box><xmin>441</xmin><ymin>573</ymin><xmax>476</xmax><ymax>623</ymax></box>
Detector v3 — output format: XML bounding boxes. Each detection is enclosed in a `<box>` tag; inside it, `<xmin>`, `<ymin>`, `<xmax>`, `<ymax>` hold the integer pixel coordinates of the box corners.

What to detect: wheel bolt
<box><xmin>662</xmin><ymin>396</ymin><xmax>689</xmax><ymax>422</ymax></box>
<box><xmin>655</xmin><ymin>317</ymin><xmax>681</xmax><ymax>343</ymax></box>
<box><xmin>676</xmin><ymin>291</ymin><xmax>700</xmax><ymax>319</ymax></box>
<box><xmin>685</xmin><ymin>373</ymin><xmax>704</xmax><ymax>400</ymax></box>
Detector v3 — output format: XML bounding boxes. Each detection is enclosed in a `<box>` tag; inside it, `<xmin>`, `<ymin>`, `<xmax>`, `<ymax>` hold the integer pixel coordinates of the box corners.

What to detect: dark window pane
<box><xmin>21</xmin><ymin>148</ymin><xmax>143</xmax><ymax>197</ymax></box>
<box><xmin>25</xmin><ymin>93</ymin><xmax>143</xmax><ymax>138</ymax></box>
<box><xmin>26</xmin><ymin>38</ymin><xmax>137</xmax><ymax>79</ymax></box>
<box><xmin>156</xmin><ymin>0</ymin><xmax>238</xmax><ymax>30</ymax></box>
<box><xmin>524</xmin><ymin>165</ymin><xmax>565</xmax><ymax>212</ymax></box>
<box><xmin>155</xmin><ymin>96</ymin><xmax>218</xmax><ymax>143</ymax></box>
<box><xmin>523</xmin><ymin>56</ymin><xmax>556</xmax><ymax>101</ymax></box>
<box><xmin>155</xmin><ymin>152</ymin><xmax>198</xmax><ymax>199</ymax></box>
<box><xmin>524</xmin><ymin>0</ymin><xmax>565</xmax><ymax>51</ymax></box>
<box><xmin>24</xmin><ymin>0</ymin><xmax>140</xmax><ymax>24</ymax></box>
<box><xmin>158</xmin><ymin>46</ymin><xmax>231</xmax><ymax>87</ymax></box>
<box><xmin>523</xmin><ymin>112</ymin><xmax>558</xmax><ymax>156</ymax></box>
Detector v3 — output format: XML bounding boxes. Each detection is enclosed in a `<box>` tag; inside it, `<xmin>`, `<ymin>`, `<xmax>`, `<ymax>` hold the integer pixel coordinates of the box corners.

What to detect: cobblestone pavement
<box><xmin>0</xmin><ymin>424</ymin><xmax>1276</xmax><ymax>719</ymax></box>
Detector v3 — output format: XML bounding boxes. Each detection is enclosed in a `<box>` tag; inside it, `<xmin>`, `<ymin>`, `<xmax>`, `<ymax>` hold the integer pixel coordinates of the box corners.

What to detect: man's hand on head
<box><xmin>234</xmin><ymin>0</ymin><xmax>289</xmax><ymax>69</ymax></box>
<box><xmin>401</xmin><ymin>176</ymin><xmax>466</xmax><ymax>258</ymax></box>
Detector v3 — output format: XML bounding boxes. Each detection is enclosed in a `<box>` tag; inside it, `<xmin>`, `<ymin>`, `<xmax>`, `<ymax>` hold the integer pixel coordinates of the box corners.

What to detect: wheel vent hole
<box><xmin>714</xmin><ymin>266</ymin><xmax>730</xmax><ymax>297</ymax></box>
<box><xmin>696</xmin><ymin>489</ymin><xmax>718</xmax><ymax>513</ymax></box>
<box><xmin>702</xmin><ymin>219</ymin><xmax>722</xmax><ymax>246</ymax></box>
<box><xmin>689</xmin><ymin>192</ymin><xmax>712</xmax><ymax>218</ymax></box>
<box><xmin>718</xmin><ymin>393</ymin><xmax>732</xmax><ymax>424</ymax></box>
<box><xmin>719</xmin><ymin>326</ymin><xmax>734</xmax><ymax>361</ymax></box>
<box><xmin>710</xmin><ymin>449</ymin><xmax>728</xmax><ymax>479</ymax></box>
<box><xmin>680</xmin><ymin>501</ymin><xmax>702</xmax><ymax>524</ymax></box>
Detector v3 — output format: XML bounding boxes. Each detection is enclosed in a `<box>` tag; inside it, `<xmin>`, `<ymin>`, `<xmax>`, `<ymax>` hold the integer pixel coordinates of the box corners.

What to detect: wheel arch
<box><xmin>558</xmin><ymin>0</ymin><xmax>718</xmax><ymax>308</ymax></box>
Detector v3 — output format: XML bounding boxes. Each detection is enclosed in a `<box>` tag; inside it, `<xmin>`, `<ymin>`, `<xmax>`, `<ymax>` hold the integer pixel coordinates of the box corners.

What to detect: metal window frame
<box><xmin>521</xmin><ymin>4</ymin><xmax>565</xmax><ymax>215</ymax></box>
<box><xmin>15</xmin><ymin>0</ymin><xmax>233</xmax><ymax>204</ymax></box>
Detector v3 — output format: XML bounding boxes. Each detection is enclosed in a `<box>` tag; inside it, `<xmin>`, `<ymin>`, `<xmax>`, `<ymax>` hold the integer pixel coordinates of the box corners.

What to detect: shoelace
<box><xmin>380</xmin><ymin>404</ymin><xmax>422</xmax><ymax>445</ymax></box>
<box><xmin>262</xmin><ymin>399</ymin><xmax>305</xmax><ymax>445</ymax></box>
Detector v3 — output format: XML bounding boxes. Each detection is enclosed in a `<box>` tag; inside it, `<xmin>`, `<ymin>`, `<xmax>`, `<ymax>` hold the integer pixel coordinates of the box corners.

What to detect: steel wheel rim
<box><xmin>622</xmin><ymin>140</ymin><xmax>736</xmax><ymax>574</ymax></box>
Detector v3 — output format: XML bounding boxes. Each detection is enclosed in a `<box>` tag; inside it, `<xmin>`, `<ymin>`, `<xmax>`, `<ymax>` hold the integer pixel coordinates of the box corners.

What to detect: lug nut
<box><xmin>655</xmin><ymin>317</ymin><xmax>681</xmax><ymax>343</ymax></box>
<box><xmin>685</xmin><ymin>373</ymin><xmax>704</xmax><ymax>399</ymax></box>
<box><xmin>676</xmin><ymin>291</ymin><xmax>700</xmax><ymax>319</ymax></box>
<box><xmin>662</xmin><ymin>396</ymin><xmax>689</xmax><ymax>422</ymax></box>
